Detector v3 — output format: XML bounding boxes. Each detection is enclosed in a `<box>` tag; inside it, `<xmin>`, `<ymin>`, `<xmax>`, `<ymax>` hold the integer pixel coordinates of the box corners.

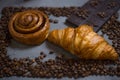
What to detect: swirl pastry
<box><xmin>9</xmin><ymin>10</ymin><xmax>50</xmax><ymax>45</ymax></box>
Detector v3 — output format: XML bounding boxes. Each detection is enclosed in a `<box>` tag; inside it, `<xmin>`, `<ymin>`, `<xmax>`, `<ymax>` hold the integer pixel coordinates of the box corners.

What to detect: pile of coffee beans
<box><xmin>0</xmin><ymin>7</ymin><xmax>120</xmax><ymax>78</ymax></box>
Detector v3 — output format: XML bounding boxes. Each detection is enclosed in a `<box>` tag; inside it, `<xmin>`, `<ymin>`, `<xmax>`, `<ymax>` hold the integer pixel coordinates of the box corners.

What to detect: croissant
<box><xmin>9</xmin><ymin>10</ymin><xmax>50</xmax><ymax>45</ymax></box>
<box><xmin>48</xmin><ymin>25</ymin><xmax>118</xmax><ymax>60</ymax></box>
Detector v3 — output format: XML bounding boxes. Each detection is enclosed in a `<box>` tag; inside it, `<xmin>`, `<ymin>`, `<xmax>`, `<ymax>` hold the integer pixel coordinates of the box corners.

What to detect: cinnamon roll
<box><xmin>8</xmin><ymin>10</ymin><xmax>50</xmax><ymax>45</ymax></box>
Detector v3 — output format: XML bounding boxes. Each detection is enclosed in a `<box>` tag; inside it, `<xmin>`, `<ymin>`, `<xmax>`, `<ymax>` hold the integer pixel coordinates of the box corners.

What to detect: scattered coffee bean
<box><xmin>76</xmin><ymin>9</ymin><xmax>89</xmax><ymax>19</ymax></box>
<box><xmin>107</xmin><ymin>1</ymin><xmax>117</xmax><ymax>9</ymax></box>
<box><xmin>56</xmin><ymin>54</ymin><xmax>64</xmax><ymax>59</ymax></box>
<box><xmin>53</xmin><ymin>19</ymin><xmax>58</xmax><ymax>23</ymax></box>
<box><xmin>90</xmin><ymin>0</ymin><xmax>99</xmax><ymax>7</ymax></box>
<box><xmin>97</xmin><ymin>12</ymin><xmax>107</xmax><ymax>18</ymax></box>
<box><xmin>40</xmin><ymin>52</ymin><xmax>44</xmax><ymax>55</ymax></box>
<box><xmin>49</xmin><ymin>19</ymin><xmax>58</xmax><ymax>24</ymax></box>
<box><xmin>49</xmin><ymin>51</ymin><xmax>54</xmax><ymax>54</ymax></box>
<box><xmin>49</xmin><ymin>19</ymin><xmax>54</xmax><ymax>23</ymax></box>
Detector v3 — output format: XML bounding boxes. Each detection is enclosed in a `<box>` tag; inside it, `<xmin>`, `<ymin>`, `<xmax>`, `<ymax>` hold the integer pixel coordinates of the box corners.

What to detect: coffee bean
<box><xmin>97</xmin><ymin>12</ymin><xmax>107</xmax><ymax>18</ymax></box>
<box><xmin>49</xmin><ymin>19</ymin><xmax>54</xmax><ymax>23</ymax></box>
<box><xmin>49</xmin><ymin>51</ymin><xmax>54</xmax><ymax>54</ymax></box>
<box><xmin>53</xmin><ymin>19</ymin><xmax>58</xmax><ymax>23</ymax></box>
<box><xmin>40</xmin><ymin>52</ymin><xmax>44</xmax><ymax>55</ymax></box>
<box><xmin>56</xmin><ymin>54</ymin><xmax>64</xmax><ymax>59</ymax></box>
<box><xmin>90</xmin><ymin>0</ymin><xmax>99</xmax><ymax>7</ymax></box>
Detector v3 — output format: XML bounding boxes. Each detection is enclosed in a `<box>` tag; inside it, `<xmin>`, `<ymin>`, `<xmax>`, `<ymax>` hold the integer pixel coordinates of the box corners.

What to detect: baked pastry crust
<box><xmin>48</xmin><ymin>25</ymin><xmax>118</xmax><ymax>60</ymax></box>
<box><xmin>9</xmin><ymin>10</ymin><xmax>50</xmax><ymax>45</ymax></box>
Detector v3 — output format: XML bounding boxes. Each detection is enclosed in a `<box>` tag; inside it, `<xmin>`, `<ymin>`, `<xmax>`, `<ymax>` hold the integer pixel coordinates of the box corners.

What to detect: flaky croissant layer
<box><xmin>48</xmin><ymin>25</ymin><xmax>118</xmax><ymax>60</ymax></box>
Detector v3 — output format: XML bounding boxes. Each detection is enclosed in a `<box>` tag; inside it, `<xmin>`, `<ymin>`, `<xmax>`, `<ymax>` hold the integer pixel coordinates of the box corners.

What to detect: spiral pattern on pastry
<box><xmin>9</xmin><ymin>10</ymin><xmax>50</xmax><ymax>45</ymax></box>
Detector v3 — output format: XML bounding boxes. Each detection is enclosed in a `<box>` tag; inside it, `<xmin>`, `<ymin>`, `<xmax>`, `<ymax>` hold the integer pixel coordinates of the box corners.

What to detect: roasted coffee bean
<box><xmin>56</xmin><ymin>54</ymin><xmax>64</xmax><ymax>59</ymax></box>
<box><xmin>39</xmin><ymin>55</ymin><xmax>45</xmax><ymax>60</ymax></box>
<box><xmin>49</xmin><ymin>51</ymin><xmax>54</xmax><ymax>54</ymax></box>
<box><xmin>97</xmin><ymin>12</ymin><xmax>107</xmax><ymax>18</ymax></box>
<box><xmin>90</xmin><ymin>0</ymin><xmax>99</xmax><ymax>7</ymax></box>
<box><xmin>76</xmin><ymin>9</ymin><xmax>89</xmax><ymax>19</ymax></box>
<box><xmin>53</xmin><ymin>19</ymin><xmax>58</xmax><ymax>23</ymax></box>
<box><xmin>107</xmin><ymin>1</ymin><xmax>117</xmax><ymax>9</ymax></box>
<box><xmin>40</xmin><ymin>52</ymin><xmax>44</xmax><ymax>55</ymax></box>
<box><xmin>49</xmin><ymin>19</ymin><xmax>54</xmax><ymax>23</ymax></box>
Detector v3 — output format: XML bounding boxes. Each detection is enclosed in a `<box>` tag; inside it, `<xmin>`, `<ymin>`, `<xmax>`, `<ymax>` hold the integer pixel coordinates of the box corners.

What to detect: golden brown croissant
<box><xmin>9</xmin><ymin>10</ymin><xmax>50</xmax><ymax>45</ymax></box>
<box><xmin>48</xmin><ymin>25</ymin><xmax>118</xmax><ymax>60</ymax></box>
